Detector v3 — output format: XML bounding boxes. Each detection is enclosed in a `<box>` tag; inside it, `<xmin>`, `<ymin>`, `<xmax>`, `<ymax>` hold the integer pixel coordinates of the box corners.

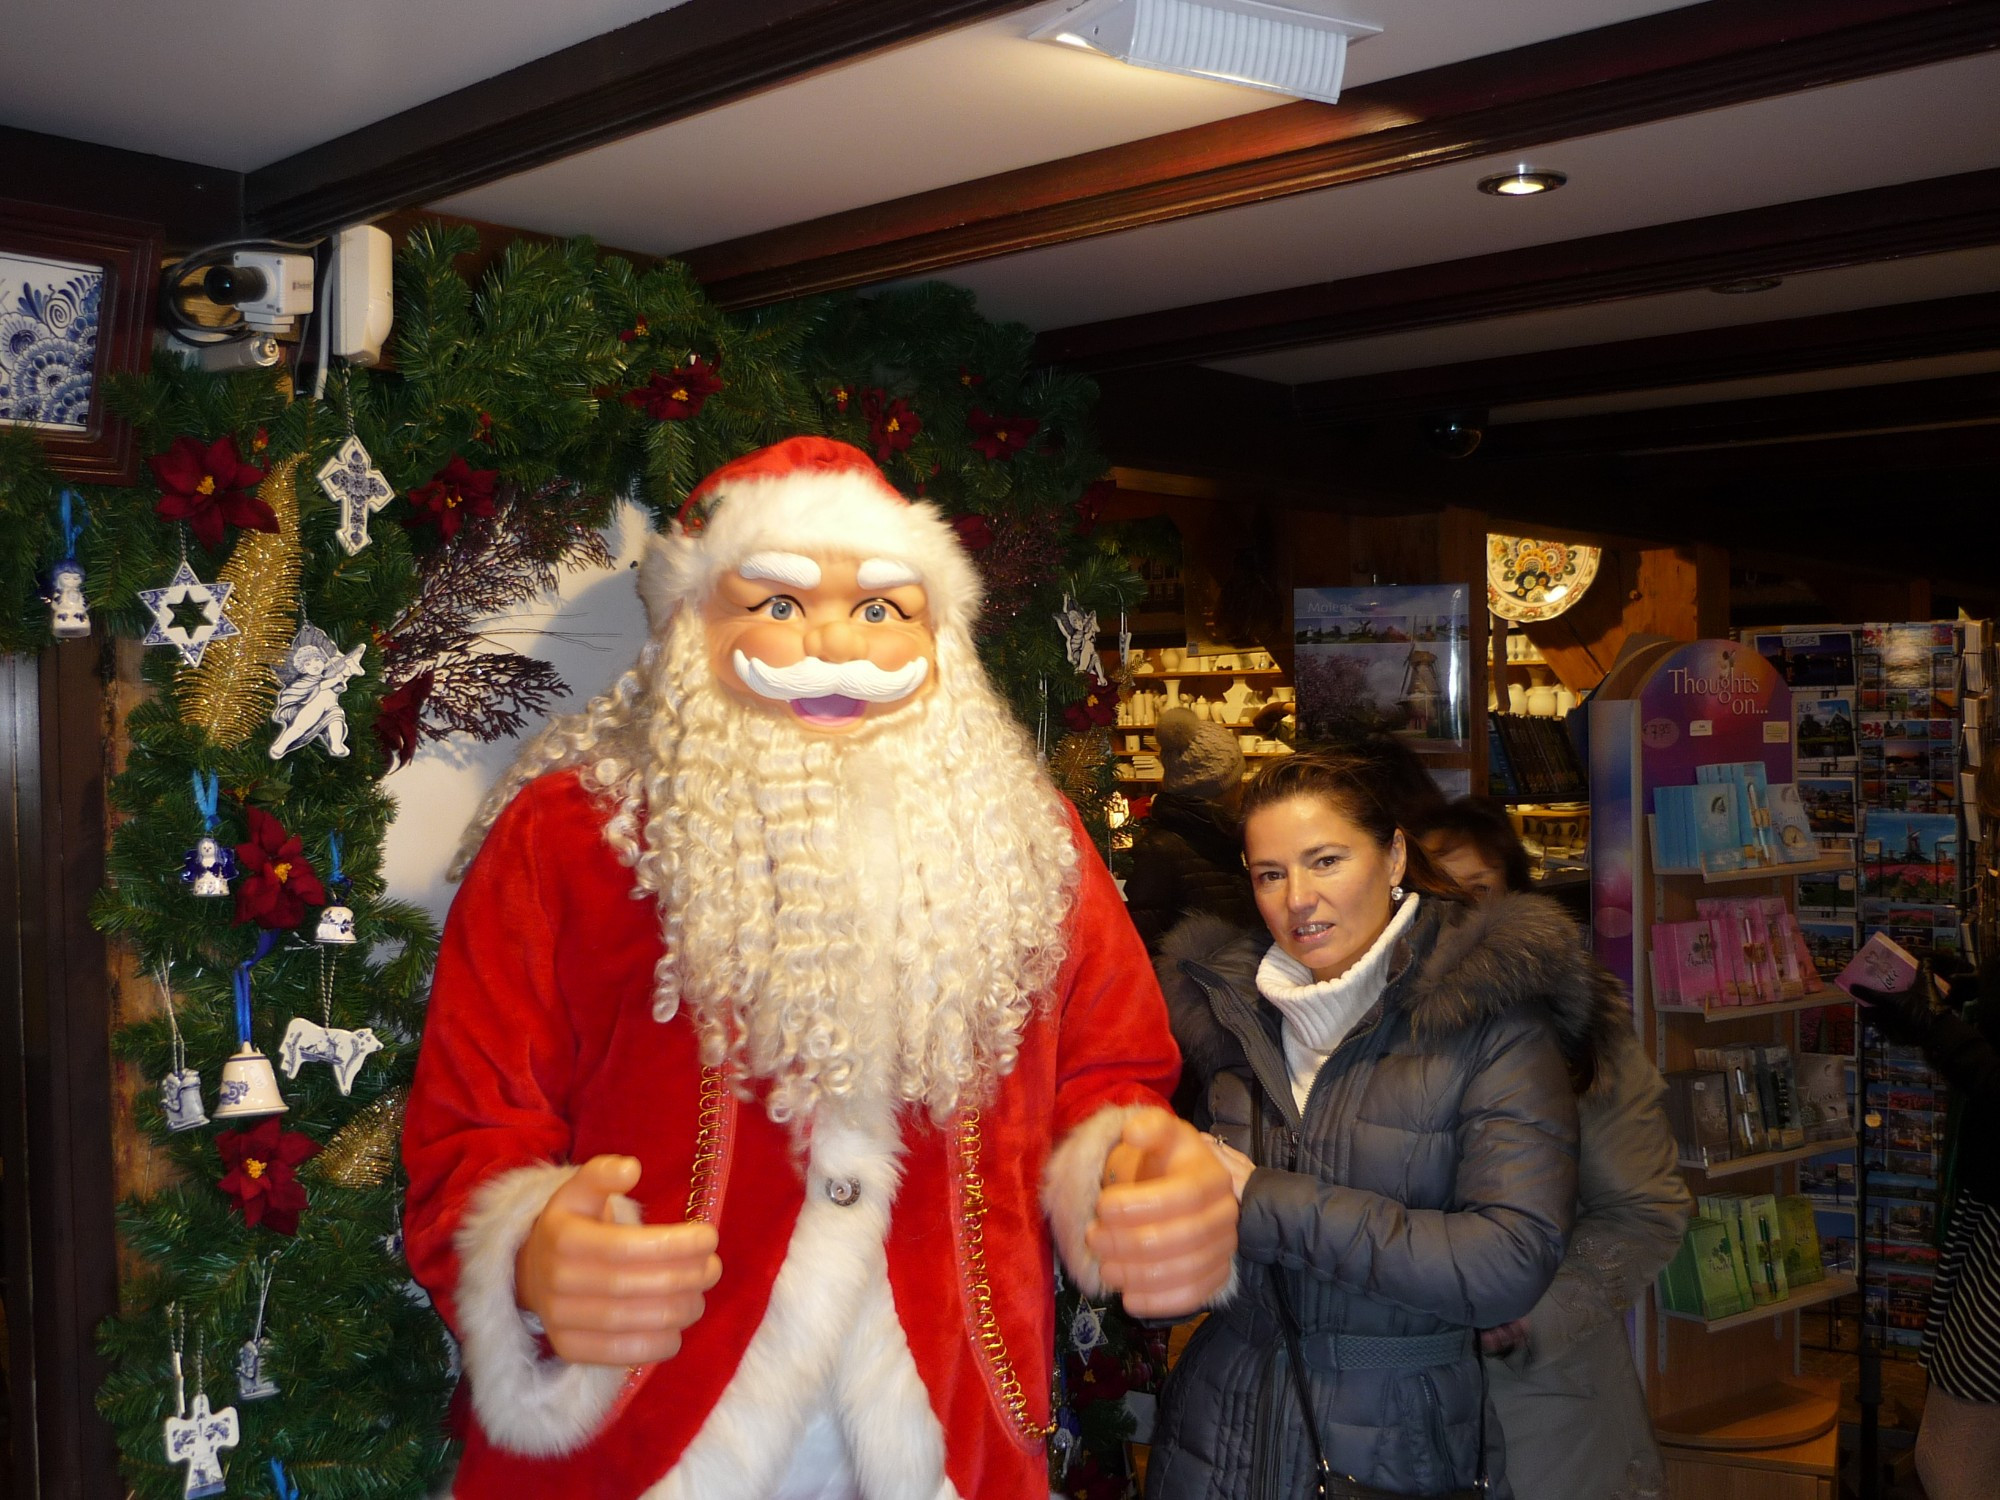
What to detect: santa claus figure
<box><xmin>403</xmin><ymin>437</ymin><xmax>1236</xmax><ymax>1500</ymax></box>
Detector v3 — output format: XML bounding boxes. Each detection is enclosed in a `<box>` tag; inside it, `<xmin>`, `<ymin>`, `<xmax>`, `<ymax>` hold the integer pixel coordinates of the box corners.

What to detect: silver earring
<box><xmin>1391</xmin><ymin>884</ymin><xmax>1406</xmax><ymax>903</ymax></box>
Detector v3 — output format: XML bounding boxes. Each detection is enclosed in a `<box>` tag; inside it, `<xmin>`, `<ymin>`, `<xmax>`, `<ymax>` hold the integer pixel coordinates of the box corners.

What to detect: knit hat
<box><xmin>1155</xmin><ymin>708</ymin><xmax>1245</xmax><ymax>799</ymax></box>
<box><xmin>637</xmin><ymin>435</ymin><xmax>984</xmax><ymax>637</ymax></box>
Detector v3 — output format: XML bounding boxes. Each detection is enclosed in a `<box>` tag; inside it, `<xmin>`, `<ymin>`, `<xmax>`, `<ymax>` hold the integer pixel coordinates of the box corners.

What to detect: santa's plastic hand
<box><xmin>1088</xmin><ymin>1108</ymin><xmax>1238</xmax><ymax>1319</ymax></box>
<box><xmin>515</xmin><ymin>1155</ymin><xmax>722</xmax><ymax>1367</ymax></box>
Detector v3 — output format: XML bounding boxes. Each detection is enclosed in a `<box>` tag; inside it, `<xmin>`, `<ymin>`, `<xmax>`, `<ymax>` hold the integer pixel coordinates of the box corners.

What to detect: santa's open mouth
<box><xmin>791</xmin><ymin>694</ymin><xmax>869</xmax><ymax>727</ymax></box>
<box><xmin>732</xmin><ymin>651</ymin><xmax>929</xmax><ymax>720</ymax></box>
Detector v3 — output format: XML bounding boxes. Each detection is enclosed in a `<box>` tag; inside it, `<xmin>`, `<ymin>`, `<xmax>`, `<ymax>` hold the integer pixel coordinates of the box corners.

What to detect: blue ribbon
<box><xmin>269</xmin><ymin>1459</ymin><xmax>299</xmax><ymax>1500</ymax></box>
<box><xmin>326</xmin><ymin>833</ymin><xmax>344</xmax><ymax>888</ymax></box>
<box><xmin>191</xmin><ymin>771</ymin><xmax>220</xmax><ymax>832</ymax></box>
<box><xmin>233</xmin><ymin>930</ymin><xmax>281</xmax><ymax>1046</ymax></box>
<box><xmin>58</xmin><ymin>489</ymin><xmax>86</xmax><ymax>562</ymax></box>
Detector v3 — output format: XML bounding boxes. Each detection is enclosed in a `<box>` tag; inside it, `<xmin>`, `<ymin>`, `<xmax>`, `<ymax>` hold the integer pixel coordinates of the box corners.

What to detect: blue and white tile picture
<box><xmin>0</xmin><ymin>251</ymin><xmax>103</xmax><ymax>431</ymax></box>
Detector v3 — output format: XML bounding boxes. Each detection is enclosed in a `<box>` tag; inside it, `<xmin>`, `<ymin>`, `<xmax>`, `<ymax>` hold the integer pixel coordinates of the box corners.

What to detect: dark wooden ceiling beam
<box><xmin>1</xmin><ymin>127</ymin><xmax>241</xmax><ymax>249</ymax></box>
<box><xmin>1480</xmin><ymin>370</ymin><xmax>2000</xmax><ymax>458</ymax></box>
<box><xmin>242</xmin><ymin>0</ymin><xmax>1034</xmax><ymax>241</ymax></box>
<box><xmin>1293</xmin><ymin>292</ymin><xmax>2000</xmax><ymax>422</ymax></box>
<box><xmin>683</xmin><ymin>0</ymin><xmax>2000</xmax><ymax>306</ymax></box>
<box><xmin>1035</xmin><ymin>168</ymin><xmax>2000</xmax><ymax>372</ymax></box>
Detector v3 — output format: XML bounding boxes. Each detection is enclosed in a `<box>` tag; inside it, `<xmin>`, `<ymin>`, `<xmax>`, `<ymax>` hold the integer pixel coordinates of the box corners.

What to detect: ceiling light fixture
<box><xmin>1030</xmin><ymin>0</ymin><xmax>1381</xmax><ymax>105</ymax></box>
<box><xmin>1710</xmin><ymin>277</ymin><xmax>1784</xmax><ymax>295</ymax></box>
<box><xmin>1476</xmin><ymin>169</ymin><xmax>1567</xmax><ymax>197</ymax></box>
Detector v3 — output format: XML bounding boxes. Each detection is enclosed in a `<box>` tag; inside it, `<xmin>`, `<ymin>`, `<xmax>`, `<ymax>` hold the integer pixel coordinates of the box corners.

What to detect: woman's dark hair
<box><xmin>1415</xmin><ymin>797</ymin><xmax>1533</xmax><ymax>894</ymax></box>
<box><xmin>1240</xmin><ymin>746</ymin><xmax>1468</xmax><ymax>903</ymax></box>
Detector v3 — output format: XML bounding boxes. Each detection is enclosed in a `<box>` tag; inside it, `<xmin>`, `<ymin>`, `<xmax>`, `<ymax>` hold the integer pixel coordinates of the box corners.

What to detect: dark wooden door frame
<box><xmin>2</xmin><ymin>643</ymin><xmax>122</xmax><ymax>1500</ymax></box>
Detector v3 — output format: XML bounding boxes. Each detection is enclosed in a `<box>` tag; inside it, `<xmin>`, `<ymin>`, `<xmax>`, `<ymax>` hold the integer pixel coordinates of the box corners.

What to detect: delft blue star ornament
<box><xmin>140</xmin><ymin>561</ymin><xmax>239</xmax><ymax>667</ymax></box>
<box><xmin>316</xmin><ymin>435</ymin><xmax>396</xmax><ymax>556</ymax></box>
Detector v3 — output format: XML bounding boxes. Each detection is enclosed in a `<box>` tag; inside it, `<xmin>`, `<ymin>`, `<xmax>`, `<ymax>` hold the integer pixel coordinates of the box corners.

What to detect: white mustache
<box><xmin>733</xmin><ymin>650</ymin><xmax>930</xmax><ymax>703</ymax></box>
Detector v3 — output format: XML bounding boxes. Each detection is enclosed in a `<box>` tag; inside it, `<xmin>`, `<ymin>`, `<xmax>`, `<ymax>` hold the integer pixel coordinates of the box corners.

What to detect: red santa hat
<box><xmin>638</xmin><ymin>436</ymin><xmax>983</xmax><ymax>638</ymax></box>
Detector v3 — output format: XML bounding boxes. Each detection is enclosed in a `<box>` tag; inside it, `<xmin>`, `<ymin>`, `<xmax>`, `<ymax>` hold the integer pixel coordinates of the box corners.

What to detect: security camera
<box><xmin>1419</xmin><ymin>411</ymin><xmax>1485</xmax><ymax>459</ymax></box>
<box><xmin>203</xmin><ymin>252</ymin><xmax>314</xmax><ymax>331</ymax></box>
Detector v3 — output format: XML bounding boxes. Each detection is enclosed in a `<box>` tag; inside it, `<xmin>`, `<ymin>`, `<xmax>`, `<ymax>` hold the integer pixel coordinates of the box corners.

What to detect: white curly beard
<box><xmin>457</xmin><ymin>607</ymin><xmax>1080</xmax><ymax>1130</ymax></box>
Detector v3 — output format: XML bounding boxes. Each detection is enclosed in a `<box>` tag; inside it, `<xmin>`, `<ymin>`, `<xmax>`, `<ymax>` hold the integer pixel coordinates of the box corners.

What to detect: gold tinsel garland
<box><xmin>176</xmin><ymin>458</ymin><xmax>302</xmax><ymax>746</ymax></box>
<box><xmin>310</xmin><ymin>1087</ymin><xmax>407</xmax><ymax>1189</ymax></box>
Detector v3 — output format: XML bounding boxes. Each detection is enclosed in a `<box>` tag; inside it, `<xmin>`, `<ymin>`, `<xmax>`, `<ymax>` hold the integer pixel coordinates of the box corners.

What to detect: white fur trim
<box><xmin>453</xmin><ymin>1162</ymin><xmax>632</xmax><ymax>1457</ymax></box>
<box><xmin>1041</xmin><ymin>1103</ymin><xmax>1150</xmax><ymax>1298</ymax></box>
<box><xmin>637</xmin><ymin>469</ymin><xmax>984</xmax><ymax>639</ymax></box>
<box><xmin>643</xmin><ymin>1102</ymin><xmax>955</xmax><ymax>1500</ymax></box>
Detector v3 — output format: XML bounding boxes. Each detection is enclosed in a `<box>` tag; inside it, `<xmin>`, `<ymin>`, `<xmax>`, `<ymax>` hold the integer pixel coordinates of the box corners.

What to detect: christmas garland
<box><xmin>0</xmin><ymin>223</ymin><xmax>1140</xmax><ymax>1498</ymax></box>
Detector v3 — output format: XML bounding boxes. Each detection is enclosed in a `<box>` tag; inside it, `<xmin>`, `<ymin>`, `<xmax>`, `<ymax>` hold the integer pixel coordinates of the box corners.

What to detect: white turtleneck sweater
<box><xmin>1256</xmin><ymin>893</ymin><xmax>1422</xmax><ymax>1112</ymax></box>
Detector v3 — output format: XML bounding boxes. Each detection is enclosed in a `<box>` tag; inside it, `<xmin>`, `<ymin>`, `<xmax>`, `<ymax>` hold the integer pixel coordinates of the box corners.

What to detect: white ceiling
<box><xmin>6</xmin><ymin>0</ymin><xmax>1995</xmax><ymax>432</ymax></box>
<box><xmin>1</xmin><ymin>0</ymin><xmax>691</xmax><ymax>170</ymax></box>
<box><xmin>935</xmin><ymin>49</ymin><xmax>2000</xmax><ymax>336</ymax></box>
<box><xmin>1215</xmin><ymin>246</ymin><xmax>2000</xmax><ymax>386</ymax></box>
<box><xmin>433</xmin><ymin>0</ymin><xmax>1699</xmax><ymax>250</ymax></box>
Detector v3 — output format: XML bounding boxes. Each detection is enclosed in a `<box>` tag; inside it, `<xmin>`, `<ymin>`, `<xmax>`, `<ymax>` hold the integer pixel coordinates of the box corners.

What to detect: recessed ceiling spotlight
<box><xmin>1030</xmin><ymin>0</ymin><xmax>1381</xmax><ymax>105</ymax></box>
<box><xmin>1476</xmin><ymin>169</ymin><xmax>1567</xmax><ymax>197</ymax></box>
<box><xmin>1710</xmin><ymin>277</ymin><xmax>1784</xmax><ymax>295</ymax></box>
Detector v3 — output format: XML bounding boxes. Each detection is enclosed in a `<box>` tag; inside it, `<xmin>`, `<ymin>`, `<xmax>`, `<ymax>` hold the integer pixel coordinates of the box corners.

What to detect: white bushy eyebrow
<box><xmin>737</xmin><ymin>552</ymin><xmax>823</xmax><ymax>588</ymax></box>
<box><xmin>857</xmin><ymin>558</ymin><xmax>922</xmax><ymax>589</ymax></box>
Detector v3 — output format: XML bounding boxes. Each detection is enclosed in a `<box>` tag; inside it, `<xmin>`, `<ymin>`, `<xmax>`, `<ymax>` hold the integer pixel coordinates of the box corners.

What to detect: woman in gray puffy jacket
<box><xmin>1146</xmin><ymin>748</ymin><xmax>1619</xmax><ymax>1500</ymax></box>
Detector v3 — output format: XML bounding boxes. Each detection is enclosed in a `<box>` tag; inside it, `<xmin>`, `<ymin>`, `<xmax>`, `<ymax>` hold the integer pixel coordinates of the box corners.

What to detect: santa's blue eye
<box><xmin>862</xmin><ymin>602</ymin><xmax>889</xmax><ymax>623</ymax></box>
<box><xmin>762</xmin><ymin>597</ymin><xmax>798</xmax><ymax>621</ymax></box>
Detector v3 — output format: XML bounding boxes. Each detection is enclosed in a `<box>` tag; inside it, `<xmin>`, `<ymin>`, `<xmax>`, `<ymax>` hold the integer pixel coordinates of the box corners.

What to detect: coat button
<box><xmin>826</xmin><ymin>1177</ymin><xmax>862</xmax><ymax>1207</ymax></box>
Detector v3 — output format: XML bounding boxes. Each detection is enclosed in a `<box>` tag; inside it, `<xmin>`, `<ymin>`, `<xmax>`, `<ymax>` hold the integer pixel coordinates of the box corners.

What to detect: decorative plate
<box><xmin>1486</xmin><ymin>535</ymin><xmax>1602</xmax><ymax>622</ymax></box>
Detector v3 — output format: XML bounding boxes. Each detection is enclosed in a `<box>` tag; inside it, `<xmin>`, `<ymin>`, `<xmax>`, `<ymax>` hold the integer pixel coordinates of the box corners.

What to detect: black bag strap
<box><xmin>1253</xmin><ymin>1087</ymin><xmax>1332</xmax><ymax>1500</ymax></box>
<box><xmin>1251</xmin><ymin>1084</ymin><xmax>1490</xmax><ymax>1500</ymax></box>
<box><xmin>1270</xmin><ymin>1263</ymin><xmax>1334</xmax><ymax>1500</ymax></box>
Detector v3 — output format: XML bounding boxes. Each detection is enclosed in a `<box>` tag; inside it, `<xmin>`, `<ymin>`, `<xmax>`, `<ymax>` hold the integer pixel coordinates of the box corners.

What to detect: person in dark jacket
<box><xmin>1126</xmin><ymin>708</ymin><xmax>1259</xmax><ymax>951</ymax></box>
<box><xmin>1852</xmin><ymin>953</ymin><xmax>2000</xmax><ymax>1500</ymax></box>
<box><xmin>1418</xmin><ymin>797</ymin><xmax>1688</xmax><ymax>1500</ymax></box>
<box><xmin>1147</xmin><ymin>748</ymin><xmax>1611</xmax><ymax>1500</ymax></box>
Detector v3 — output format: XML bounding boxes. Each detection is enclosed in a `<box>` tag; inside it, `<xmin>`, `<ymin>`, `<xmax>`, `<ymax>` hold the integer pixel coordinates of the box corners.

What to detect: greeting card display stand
<box><xmin>1592</xmin><ymin>640</ymin><xmax>1852</xmax><ymax>1500</ymax></box>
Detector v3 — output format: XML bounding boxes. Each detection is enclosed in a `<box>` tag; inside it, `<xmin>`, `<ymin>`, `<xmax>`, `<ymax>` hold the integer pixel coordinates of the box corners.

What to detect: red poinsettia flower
<box><xmin>862</xmin><ymin>389</ymin><xmax>920</xmax><ymax>463</ymax></box>
<box><xmin>1063</xmin><ymin>688</ymin><xmax>1119</xmax><ymax>734</ymax></box>
<box><xmin>1075</xmin><ymin>479</ymin><xmax>1115</xmax><ymax>537</ymax></box>
<box><xmin>251</xmin><ymin>426</ymin><xmax>270</xmax><ymax>454</ymax></box>
<box><xmin>233</xmin><ymin>806</ymin><xmax>327</xmax><ymax>929</ymax></box>
<box><xmin>473</xmin><ymin>410</ymin><xmax>497</xmax><ymax>446</ymax></box>
<box><xmin>149</xmin><ymin>434</ymin><xmax>274</xmax><ymax>550</ymax></box>
<box><xmin>957</xmin><ymin>365</ymin><xmax>985</xmax><ymax>389</ymax></box>
<box><xmin>624</xmin><ymin>355</ymin><xmax>724</xmax><ymax>422</ymax></box>
<box><xmin>828</xmin><ymin>384</ymin><xmax>853</xmax><ymax>413</ymax></box>
<box><xmin>405</xmin><ymin>454</ymin><xmax>499</xmax><ymax>542</ymax></box>
<box><xmin>951</xmin><ymin>514</ymin><xmax>995</xmax><ymax>552</ymax></box>
<box><xmin>216</xmin><ymin>1117</ymin><xmax>319</xmax><ymax>1235</ymax></box>
<box><xmin>966</xmin><ymin>408</ymin><xmax>1040</xmax><ymax>462</ymax></box>
<box><xmin>374</xmin><ymin>669</ymin><xmax>433</xmax><ymax>770</ymax></box>
<box><xmin>1068</xmin><ymin>1348</ymin><xmax>1131</xmax><ymax>1402</ymax></box>
<box><xmin>618</xmin><ymin>316</ymin><xmax>650</xmax><ymax>344</ymax></box>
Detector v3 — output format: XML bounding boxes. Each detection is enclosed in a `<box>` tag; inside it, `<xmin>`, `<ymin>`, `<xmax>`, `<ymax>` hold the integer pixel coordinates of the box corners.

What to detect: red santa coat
<box><xmin>403</xmin><ymin>771</ymin><xmax>1180</xmax><ymax>1499</ymax></box>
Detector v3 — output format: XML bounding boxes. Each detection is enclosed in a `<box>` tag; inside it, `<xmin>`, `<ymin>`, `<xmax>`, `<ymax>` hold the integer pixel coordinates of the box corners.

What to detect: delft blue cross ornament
<box><xmin>164</xmin><ymin>1392</ymin><xmax>239</xmax><ymax>1499</ymax></box>
<box><xmin>316</xmin><ymin>435</ymin><xmax>396</xmax><ymax>556</ymax></box>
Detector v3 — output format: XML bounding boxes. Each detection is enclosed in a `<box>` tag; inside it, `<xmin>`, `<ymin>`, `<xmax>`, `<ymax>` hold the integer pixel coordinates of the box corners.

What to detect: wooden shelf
<box><xmin>1660</xmin><ymin>1275</ymin><xmax>1857</xmax><ymax>1333</ymax></box>
<box><xmin>1652</xmin><ymin>853</ymin><xmax>1856</xmax><ymax>884</ymax></box>
<box><xmin>1656</xmin><ymin>1377</ymin><xmax>1839</xmax><ymax>1452</ymax></box>
<box><xmin>1656</xmin><ymin>989</ymin><xmax>1850</xmax><ymax>1020</ymax></box>
<box><xmin>1128</xmin><ymin>670</ymin><xmax>1286</xmax><ymax>682</ymax></box>
<box><xmin>1680</xmin><ymin>1135</ymin><xmax>1857</xmax><ymax>1180</ymax></box>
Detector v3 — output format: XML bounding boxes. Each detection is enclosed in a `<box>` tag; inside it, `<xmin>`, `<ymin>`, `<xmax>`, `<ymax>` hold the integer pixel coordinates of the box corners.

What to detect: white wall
<box><xmin>379</xmin><ymin>501</ymin><xmax>655</xmax><ymax>923</ymax></box>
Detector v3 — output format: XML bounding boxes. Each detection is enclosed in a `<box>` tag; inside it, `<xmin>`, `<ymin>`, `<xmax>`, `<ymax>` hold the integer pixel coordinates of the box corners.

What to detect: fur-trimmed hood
<box><xmin>1158</xmin><ymin>892</ymin><xmax>1627</xmax><ymax>1097</ymax></box>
